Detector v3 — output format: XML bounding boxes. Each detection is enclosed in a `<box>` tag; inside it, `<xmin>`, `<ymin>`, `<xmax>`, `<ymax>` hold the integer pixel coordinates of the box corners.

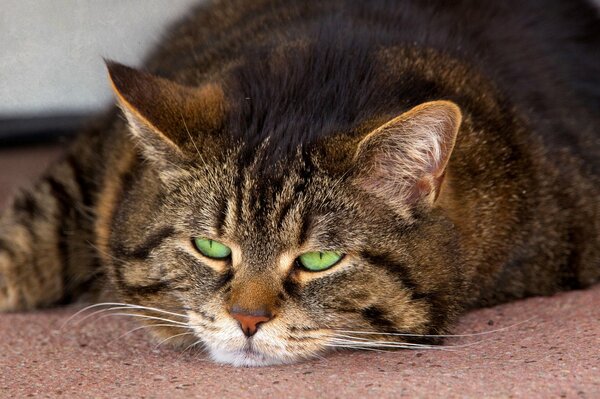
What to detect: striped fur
<box><xmin>1</xmin><ymin>0</ymin><xmax>599</xmax><ymax>366</ymax></box>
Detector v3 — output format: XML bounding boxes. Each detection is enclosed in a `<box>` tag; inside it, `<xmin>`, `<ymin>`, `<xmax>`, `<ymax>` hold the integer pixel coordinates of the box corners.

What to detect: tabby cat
<box><xmin>1</xmin><ymin>0</ymin><xmax>599</xmax><ymax>366</ymax></box>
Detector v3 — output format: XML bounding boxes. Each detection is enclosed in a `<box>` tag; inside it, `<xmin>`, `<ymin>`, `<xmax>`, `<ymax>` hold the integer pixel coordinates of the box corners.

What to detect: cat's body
<box><xmin>0</xmin><ymin>0</ymin><xmax>598</xmax><ymax>366</ymax></box>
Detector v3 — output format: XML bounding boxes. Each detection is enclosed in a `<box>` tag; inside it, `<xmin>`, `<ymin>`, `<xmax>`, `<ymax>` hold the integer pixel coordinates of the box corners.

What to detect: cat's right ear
<box><xmin>352</xmin><ymin>101</ymin><xmax>461</xmax><ymax>216</ymax></box>
<box><xmin>105</xmin><ymin>60</ymin><xmax>225</xmax><ymax>164</ymax></box>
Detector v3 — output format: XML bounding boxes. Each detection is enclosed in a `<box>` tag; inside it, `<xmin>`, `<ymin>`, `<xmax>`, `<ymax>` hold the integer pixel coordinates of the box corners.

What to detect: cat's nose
<box><xmin>229</xmin><ymin>305</ymin><xmax>273</xmax><ymax>337</ymax></box>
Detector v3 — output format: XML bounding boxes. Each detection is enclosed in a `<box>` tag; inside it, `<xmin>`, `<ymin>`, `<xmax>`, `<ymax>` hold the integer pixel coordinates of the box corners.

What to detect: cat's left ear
<box><xmin>106</xmin><ymin>60</ymin><xmax>225</xmax><ymax>164</ymax></box>
<box><xmin>353</xmin><ymin>101</ymin><xmax>461</xmax><ymax>212</ymax></box>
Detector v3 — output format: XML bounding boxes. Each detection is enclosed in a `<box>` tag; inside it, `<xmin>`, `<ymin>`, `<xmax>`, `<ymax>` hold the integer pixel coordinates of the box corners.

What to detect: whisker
<box><xmin>93</xmin><ymin>312</ymin><xmax>190</xmax><ymax>327</ymax></box>
<box><xmin>108</xmin><ymin>323</ymin><xmax>192</xmax><ymax>345</ymax></box>
<box><xmin>328</xmin><ymin>335</ymin><xmax>495</xmax><ymax>351</ymax></box>
<box><xmin>326</xmin><ymin>333</ymin><xmax>374</xmax><ymax>342</ymax></box>
<box><xmin>327</xmin><ymin>337</ymin><xmax>450</xmax><ymax>350</ymax></box>
<box><xmin>326</xmin><ymin>342</ymin><xmax>455</xmax><ymax>351</ymax></box>
<box><xmin>325</xmin><ymin>344</ymin><xmax>417</xmax><ymax>353</ymax></box>
<box><xmin>328</xmin><ymin>336</ymin><xmax>441</xmax><ymax>348</ymax></box>
<box><xmin>334</xmin><ymin>317</ymin><xmax>536</xmax><ymax>339</ymax></box>
<box><xmin>178</xmin><ymin>339</ymin><xmax>205</xmax><ymax>360</ymax></box>
<box><xmin>102</xmin><ymin>303</ymin><xmax>189</xmax><ymax>319</ymax></box>
<box><xmin>63</xmin><ymin>302</ymin><xmax>189</xmax><ymax>329</ymax></box>
<box><xmin>155</xmin><ymin>332</ymin><xmax>196</xmax><ymax>349</ymax></box>
<box><xmin>181</xmin><ymin>113</ymin><xmax>204</xmax><ymax>165</ymax></box>
<box><xmin>69</xmin><ymin>306</ymin><xmax>159</xmax><ymax>328</ymax></box>
<box><xmin>62</xmin><ymin>302</ymin><xmax>117</xmax><ymax>328</ymax></box>
<box><xmin>307</xmin><ymin>349</ymin><xmax>329</xmax><ymax>363</ymax></box>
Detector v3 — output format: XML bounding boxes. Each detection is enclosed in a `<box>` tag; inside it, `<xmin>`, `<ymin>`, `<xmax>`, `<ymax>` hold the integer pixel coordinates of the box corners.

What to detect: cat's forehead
<box><xmin>183</xmin><ymin>145</ymin><xmax>352</xmax><ymax>248</ymax></box>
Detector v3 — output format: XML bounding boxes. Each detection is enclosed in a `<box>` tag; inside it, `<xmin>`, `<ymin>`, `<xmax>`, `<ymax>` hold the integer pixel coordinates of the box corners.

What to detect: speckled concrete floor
<box><xmin>1</xmin><ymin>288</ymin><xmax>599</xmax><ymax>398</ymax></box>
<box><xmin>1</xmin><ymin>145</ymin><xmax>599</xmax><ymax>398</ymax></box>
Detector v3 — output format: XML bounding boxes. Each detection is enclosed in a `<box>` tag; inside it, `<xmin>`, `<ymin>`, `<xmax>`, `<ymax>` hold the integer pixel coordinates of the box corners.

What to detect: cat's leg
<box><xmin>0</xmin><ymin>138</ymin><xmax>105</xmax><ymax>311</ymax></box>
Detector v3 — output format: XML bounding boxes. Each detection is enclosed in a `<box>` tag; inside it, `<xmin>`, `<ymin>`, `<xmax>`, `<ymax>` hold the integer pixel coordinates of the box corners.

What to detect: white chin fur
<box><xmin>209</xmin><ymin>347</ymin><xmax>296</xmax><ymax>367</ymax></box>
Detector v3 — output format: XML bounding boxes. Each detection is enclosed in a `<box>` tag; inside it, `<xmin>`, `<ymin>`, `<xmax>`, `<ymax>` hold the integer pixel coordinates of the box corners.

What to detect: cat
<box><xmin>0</xmin><ymin>0</ymin><xmax>599</xmax><ymax>367</ymax></box>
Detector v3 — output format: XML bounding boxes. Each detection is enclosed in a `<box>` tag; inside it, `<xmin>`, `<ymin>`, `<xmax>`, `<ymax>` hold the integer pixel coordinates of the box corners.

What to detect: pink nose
<box><xmin>229</xmin><ymin>306</ymin><xmax>272</xmax><ymax>337</ymax></box>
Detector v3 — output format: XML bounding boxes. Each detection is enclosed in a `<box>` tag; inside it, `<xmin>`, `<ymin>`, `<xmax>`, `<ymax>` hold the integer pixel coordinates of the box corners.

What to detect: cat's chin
<box><xmin>209</xmin><ymin>346</ymin><xmax>298</xmax><ymax>367</ymax></box>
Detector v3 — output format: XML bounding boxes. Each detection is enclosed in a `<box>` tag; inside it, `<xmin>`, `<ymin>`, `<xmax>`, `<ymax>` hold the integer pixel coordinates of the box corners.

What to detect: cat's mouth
<box><xmin>240</xmin><ymin>342</ymin><xmax>267</xmax><ymax>360</ymax></box>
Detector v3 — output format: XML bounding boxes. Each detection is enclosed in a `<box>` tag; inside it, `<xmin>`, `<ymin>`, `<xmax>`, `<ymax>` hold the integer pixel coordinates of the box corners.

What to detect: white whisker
<box><xmin>328</xmin><ymin>336</ymin><xmax>441</xmax><ymax>348</ymax></box>
<box><xmin>179</xmin><ymin>339</ymin><xmax>205</xmax><ymax>360</ymax></box>
<box><xmin>325</xmin><ymin>344</ymin><xmax>413</xmax><ymax>353</ymax></box>
<box><xmin>93</xmin><ymin>312</ymin><xmax>189</xmax><ymax>327</ymax></box>
<box><xmin>108</xmin><ymin>323</ymin><xmax>191</xmax><ymax>345</ymax></box>
<box><xmin>327</xmin><ymin>338</ymin><xmax>450</xmax><ymax>350</ymax></box>
<box><xmin>155</xmin><ymin>332</ymin><xmax>195</xmax><ymax>349</ymax></box>
<box><xmin>334</xmin><ymin>317</ymin><xmax>536</xmax><ymax>339</ymax></box>
<box><xmin>62</xmin><ymin>302</ymin><xmax>189</xmax><ymax>329</ymax></box>
<box><xmin>181</xmin><ymin>113</ymin><xmax>203</xmax><ymax>163</ymax></box>
<box><xmin>326</xmin><ymin>342</ymin><xmax>454</xmax><ymax>351</ymax></box>
<box><xmin>326</xmin><ymin>333</ymin><xmax>378</xmax><ymax>342</ymax></box>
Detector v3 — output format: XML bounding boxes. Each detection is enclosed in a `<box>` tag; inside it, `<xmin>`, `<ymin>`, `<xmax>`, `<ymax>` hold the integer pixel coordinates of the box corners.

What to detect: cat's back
<box><xmin>147</xmin><ymin>0</ymin><xmax>599</xmax><ymax>165</ymax></box>
<box><xmin>150</xmin><ymin>0</ymin><xmax>600</xmax><ymax>103</ymax></box>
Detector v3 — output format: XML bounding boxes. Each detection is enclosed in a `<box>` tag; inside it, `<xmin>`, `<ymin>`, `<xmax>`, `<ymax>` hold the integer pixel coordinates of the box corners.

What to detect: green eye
<box><xmin>297</xmin><ymin>251</ymin><xmax>343</xmax><ymax>271</ymax></box>
<box><xmin>193</xmin><ymin>238</ymin><xmax>231</xmax><ymax>259</ymax></box>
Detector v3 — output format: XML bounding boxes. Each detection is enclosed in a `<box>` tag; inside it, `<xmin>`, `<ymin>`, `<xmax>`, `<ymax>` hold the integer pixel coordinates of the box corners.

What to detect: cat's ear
<box><xmin>105</xmin><ymin>60</ymin><xmax>225</xmax><ymax>163</ymax></box>
<box><xmin>353</xmin><ymin>101</ymin><xmax>461</xmax><ymax>213</ymax></box>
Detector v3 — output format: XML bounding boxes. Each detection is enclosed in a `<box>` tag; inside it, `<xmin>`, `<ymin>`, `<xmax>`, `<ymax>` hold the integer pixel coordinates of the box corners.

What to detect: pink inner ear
<box><xmin>354</xmin><ymin>101</ymin><xmax>461</xmax><ymax>207</ymax></box>
<box><xmin>358</xmin><ymin>151</ymin><xmax>437</xmax><ymax>205</ymax></box>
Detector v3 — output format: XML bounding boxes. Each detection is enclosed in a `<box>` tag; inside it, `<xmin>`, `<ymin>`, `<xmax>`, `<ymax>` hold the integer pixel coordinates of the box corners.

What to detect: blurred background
<box><xmin>0</xmin><ymin>0</ymin><xmax>201</xmax><ymax>205</ymax></box>
<box><xmin>0</xmin><ymin>0</ymin><xmax>200</xmax><ymax>145</ymax></box>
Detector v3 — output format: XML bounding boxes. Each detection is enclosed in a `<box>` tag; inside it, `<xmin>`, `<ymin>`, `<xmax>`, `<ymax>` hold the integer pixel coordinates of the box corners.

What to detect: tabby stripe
<box><xmin>360</xmin><ymin>251</ymin><xmax>420</xmax><ymax>294</ymax></box>
<box><xmin>65</xmin><ymin>154</ymin><xmax>96</xmax><ymax>208</ymax></box>
<box><xmin>106</xmin><ymin>156</ymin><xmax>143</xmax><ymax>266</ymax></box>
<box><xmin>275</xmin><ymin>177</ymin><xmax>307</xmax><ymax>231</ymax></box>
<box><xmin>45</xmin><ymin>176</ymin><xmax>74</xmax><ymax>293</ymax></box>
<box><xmin>66</xmin><ymin>153</ymin><xmax>104</xmax><ymax>294</ymax></box>
<box><xmin>109</xmin><ymin>166</ymin><xmax>137</xmax><ymax>232</ymax></box>
<box><xmin>116</xmin><ymin>279</ymin><xmax>173</xmax><ymax>296</ymax></box>
<box><xmin>116</xmin><ymin>269</ymin><xmax>188</xmax><ymax>296</ymax></box>
<box><xmin>297</xmin><ymin>213</ymin><xmax>312</xmax><ymax>247</ymax></box>
<box><xmin>361</xmin><ymin>249</ymin><xmax>444</xmax><ymax>332</ymax></box>
<box><xmin>13</xmin><ymin>191</ymin><xmax>42</xmax><ymax>219</ymax></box>
<box><xmin>283</xmin><ymin>277</ymin><xmax>300</xmax><ymax>297</ymax></box>
<box><xmin>20</xmin><ymin>215</ymin><xmax>40</xmax><ymax>274</ymax></box>
<box><xmin>0</xmin><ymin>238</ymin><xmax>16</xmax><ymax>259</ymax></box>
<box><xmin>110</xmin><ymin>226</ymin><xmax>175</xmax><ymax>261</ymax></box>
<box><xmin>276</xmin><ymin>158</ymin><xmax>313</xmax><ymax>240</ymax></box>
<box><xmin>217</xmin><ymin>268</ymin><xmax>233</xmax><ymax>289</ymax></box>
<box><xmin>19</xmin><ymin>206</ymin><xmax>37</xmax><ymax>250</ymax></box>
<box><xmin>296</xmin><ymin>151</ymin><xmax>316</xmax><ymax>244</ymax></box>
<box><xmin>361</xmin><ymin>251</ymin><xmax>449</xmax><ymax>337</ymax></box>
<box><xmin>197</xmin><ymin>309</ymin><xmax>216</xmax><ymax>322</ymax></box>
<box><xmin>111</xmin><ymin>255</ymin><xmax>186</xmax><ymax>296</ymax></box>
<box><xmin>233</xmin><ymin>165</ymin><xmax>244</xmax><ymax>224</ymax></box>
<box><xmin>13</xmin><ymin>192</ymin><xmax>40</xmax><ymax>248</ymax></box>
<box><xmin>214</xmin><ymin>196</ymin><xmax>228</xmax><ymax>236</ymax></box>
<box><xmin>416</xmin><ymin>291</ymin><xmax>448</xmax><ymax>336</ymax></box>
<box><xmin>275</xmin><ymin>200</ymin><xmax>293</xmax><ymax>231</ymax></box>
<box><xmin>361</xmin><ymin>305</ymin><xmax>395</xmax><ymax>331</ymax></box>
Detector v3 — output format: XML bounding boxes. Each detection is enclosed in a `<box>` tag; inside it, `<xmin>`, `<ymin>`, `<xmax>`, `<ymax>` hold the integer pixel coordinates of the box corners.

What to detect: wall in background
<box><xmin>3</xmin><ymin>0</ymin><xmax>598</xmax><ymax>120</ymax></box>
<box><xmin>0</xmin><ymin>0</ymin><xmax>201</xmax><ymax>118</ymax></box>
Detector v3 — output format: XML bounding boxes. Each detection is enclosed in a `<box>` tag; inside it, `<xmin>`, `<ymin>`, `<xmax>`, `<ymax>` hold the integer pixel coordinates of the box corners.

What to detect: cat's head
<box><xmin>104</xmin><ymin>61</ymin><xmax>465</xmax><ymax>366</ymax></box>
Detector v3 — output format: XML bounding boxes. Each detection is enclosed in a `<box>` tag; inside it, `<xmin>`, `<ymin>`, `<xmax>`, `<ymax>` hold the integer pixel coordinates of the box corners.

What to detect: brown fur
<box><xmin>0</xmin><ymin>0</ymin><xmax>598</xmax><ymax>366</ymax></box>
